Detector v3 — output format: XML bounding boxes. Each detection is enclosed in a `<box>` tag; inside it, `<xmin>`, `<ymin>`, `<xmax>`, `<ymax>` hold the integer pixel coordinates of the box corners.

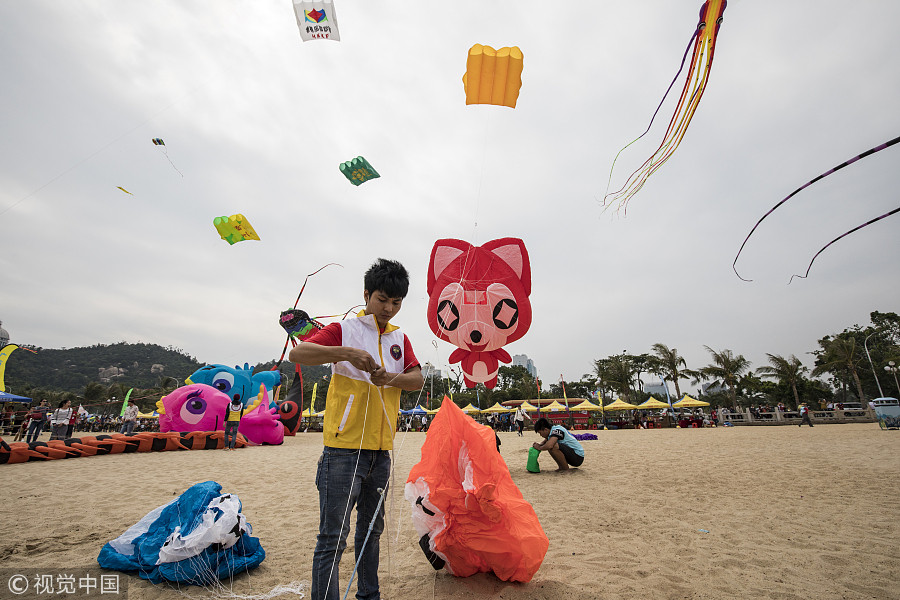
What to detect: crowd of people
<box><xmin>1</xmin><ymin>401</ymin><xmax>159</xmax><ymax>442</ymax></box>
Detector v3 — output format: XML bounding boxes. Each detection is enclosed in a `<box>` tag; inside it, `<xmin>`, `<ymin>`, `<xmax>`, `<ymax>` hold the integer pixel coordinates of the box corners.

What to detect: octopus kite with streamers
<box><xmin>604</xmin><ymin>0</ymin><xmax>727</xmax><ymax>213</ymax></box>
<box><xmin>733</xmin><ymin>135</ymin><xmax>900</xmax><ymax>283</ymax></box>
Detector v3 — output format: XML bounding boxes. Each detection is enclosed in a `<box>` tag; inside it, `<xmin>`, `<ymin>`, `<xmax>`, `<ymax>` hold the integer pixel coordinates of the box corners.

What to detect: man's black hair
<box><xmin>533</xmin><ymin>417</ymin><xmax>551</xmax><ymax>432</ymax></box>
<box><xmin>364</xmin><ymin>258</ymin><xmax>409</xmax><ymax>298</ymax></box>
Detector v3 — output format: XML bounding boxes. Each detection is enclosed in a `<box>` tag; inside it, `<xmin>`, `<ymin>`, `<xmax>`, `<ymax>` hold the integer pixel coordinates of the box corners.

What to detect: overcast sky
<box><xmin>2</xmin><ymin>1</ymin><xmax>897</xmax><ymax>394</ymax></box>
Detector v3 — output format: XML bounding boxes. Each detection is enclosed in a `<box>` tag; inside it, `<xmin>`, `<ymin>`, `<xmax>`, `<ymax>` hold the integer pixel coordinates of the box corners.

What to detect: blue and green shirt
<box><xmin>549</xmin><ymin>424</ymin><xmax>584</xmax><ymax>458</ymax></box>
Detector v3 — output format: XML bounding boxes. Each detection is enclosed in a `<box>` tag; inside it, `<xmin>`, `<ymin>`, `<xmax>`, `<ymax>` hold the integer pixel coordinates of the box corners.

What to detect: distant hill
<box><xmin>2</xmin><ymin>342</ymin><xmax>331</xmax><ymax>395</ymax></box>
<box><xmin>3</xmin><ymin>342</ymin><xmax>204</xmax><ymax>394</ymax></box>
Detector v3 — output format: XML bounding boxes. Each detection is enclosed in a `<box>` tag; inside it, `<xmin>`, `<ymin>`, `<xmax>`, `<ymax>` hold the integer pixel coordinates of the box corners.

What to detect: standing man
<box><xmin>120</xmin><ymin>401</ymin><xmax>139</xmax><ymax>434</ymax></box>
<box><xmin>799</xmin><ymin>403</ymin><xmax>814</xmax><ymax>427</ymax></box>
<box><xmin>514</xmin><ymin>404</ymin><xmax>531</xmax><ymax>436</ymax></box>
<box><xmin>25</xmin><ymin>399</ymin><xmax>51</xmax><ymax>443</ymax></box>
<box><xmin>223</xmin><ymin>398</ymin><xmax>244</xmax><ymax>450</ymax></box>
<box><xmin>290</xmin><ymin>259</ymin><xmax>424</xmax><ymax>600</ymax></box>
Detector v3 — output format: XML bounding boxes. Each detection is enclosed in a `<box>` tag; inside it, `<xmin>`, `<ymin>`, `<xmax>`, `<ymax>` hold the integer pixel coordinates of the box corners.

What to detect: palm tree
<box><xmin>594</xmin><ymin>355</ymin><xmax>637</xmax><ymax>402</ymax></box>
<box><xmin>701</xmin><ymin>346</ymin><xmax>751</xmax><ymax>407</ymax></box>
<box><xmin>756</xmin><ymin>354</ymin><xmax>808</xmax><ymax>408</ymax></box>
<box><xmin>650</xmin><ymin>343</ymin><xmax>690</xmax><ymax>398</ymax></box>
<box><xmin>812</xmin><ymin>336</ymin><xmax>867</xmax><ymax>402</ymax></box>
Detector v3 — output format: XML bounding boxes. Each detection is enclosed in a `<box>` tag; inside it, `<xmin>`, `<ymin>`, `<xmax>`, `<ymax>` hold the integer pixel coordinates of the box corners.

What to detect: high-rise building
<box><xmin>512</xmin><ymin>354</ymin><xmax>537</xmax><ymax>378</ymax></box>
<box><xmin>422</xmin><ymin>362</ymin><xmax>442</xmax><ymax>380</ymax></box>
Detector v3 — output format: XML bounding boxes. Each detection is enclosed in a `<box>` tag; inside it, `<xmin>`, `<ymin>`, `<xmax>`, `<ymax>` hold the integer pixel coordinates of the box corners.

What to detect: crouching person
<box><xmin>532</xmin><ymin>417</ymin><xmax>584</xmax><ymax>472</ymax></box>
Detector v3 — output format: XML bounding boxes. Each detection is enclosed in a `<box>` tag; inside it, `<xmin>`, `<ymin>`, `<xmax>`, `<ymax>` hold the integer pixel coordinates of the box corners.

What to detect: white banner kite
<box><xmin>292</xmin><ymin>0</ymin><xmax>340</xmax><ymax>42</ymax></box>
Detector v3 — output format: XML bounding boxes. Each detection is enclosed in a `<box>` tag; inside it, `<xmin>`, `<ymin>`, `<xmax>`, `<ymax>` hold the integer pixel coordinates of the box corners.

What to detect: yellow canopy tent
<box><xmin>571</xmin><ymin>400</ymin><xmax>603</xmax><ymax>411</ymax></box>
<box><xmin>603</xmin><ymin>398</ymin><xmax>639</xmax><ymax>411</ymax></box>
<box><xmin>542</xmin><ymin>400</ymin><xmax>569</xmax><ymax>412</ymax></box>
<box><xmin>636</xmin><ymin>398</ymin><xmax>671</xmax><ymax>410</ymax></box>
<box><xmin>481</xmin><ymin>402</ymin><xmax>512</xmax><ymax>413</ymax></box>
<box><xmin>673</xmin><ymin>395</ymin><xmax>710</xmax><ymax>408</ymax></box>
<box><xmin>136</xmin><ymin>411</ymin><xmax>159</xmax><ymax>419</ymax></box>
<box><xmin>460</xmin><ymin>404</ymin><xmax>481</xmax><ymax>414</ymax></box>
<box><xmin>519</xmin><ymin>401</ymin><xmax>539</xmax><ymax>412</ymax></box>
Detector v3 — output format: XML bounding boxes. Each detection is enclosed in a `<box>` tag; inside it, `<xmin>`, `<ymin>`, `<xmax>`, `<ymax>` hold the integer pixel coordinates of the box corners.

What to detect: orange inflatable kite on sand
<box><xmin>405</xmin><ymin>397</ymin><xmax>548</xmax><ymax>582</ymax></box>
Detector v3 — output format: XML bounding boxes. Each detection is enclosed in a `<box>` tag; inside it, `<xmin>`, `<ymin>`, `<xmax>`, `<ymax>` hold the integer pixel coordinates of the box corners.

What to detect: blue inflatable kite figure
<box><xmin>187</xmin><ymin>364</ymin><xmax>282</xmax><ymax>408</ymax></box>
<box><xmin>98</xmin><ymin>481</ymin><xmax>265</xmax><ymax>585</ymax></box>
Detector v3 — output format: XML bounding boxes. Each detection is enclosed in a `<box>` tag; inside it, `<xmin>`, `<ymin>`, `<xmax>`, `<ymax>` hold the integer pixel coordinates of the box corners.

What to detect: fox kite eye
<box><xmin>437</xmin><ymin>300</ymin><xmax>460</xmax><ymax>331</ymax></box>
<box><xmin>492</xmin><ymin>299</ymin><xmax>518</xmax><ymax>330</ymax></box>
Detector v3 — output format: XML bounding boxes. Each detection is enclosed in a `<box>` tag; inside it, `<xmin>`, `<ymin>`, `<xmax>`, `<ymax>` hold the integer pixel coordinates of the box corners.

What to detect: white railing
<box><xmin>717</xmin><ymin>408</ymin><xmax>876</xmax><ymax>425</ymax></box>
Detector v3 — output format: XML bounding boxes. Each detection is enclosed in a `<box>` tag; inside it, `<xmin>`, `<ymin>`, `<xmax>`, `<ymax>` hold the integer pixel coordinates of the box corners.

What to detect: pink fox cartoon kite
<box><xmin>427</xmin><ymin>238</ymin><xmax>532</xmax><ymax>389</ymax></box>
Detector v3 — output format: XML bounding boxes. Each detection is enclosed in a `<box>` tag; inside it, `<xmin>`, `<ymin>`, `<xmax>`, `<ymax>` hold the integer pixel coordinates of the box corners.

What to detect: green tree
<box><xmin>700</xmin><ymin>347</ymin><xmax>751</xmax><ymax>407</ymax></box>
<box><xmin>83</xmin><ymin>381</ymin><xmax>105</xmax><ymax>402</ymax></box>
<box><xmin>650</xmin><ymin>343</ymin><xmax>690</xmax><ymax>399</ymax></box>
<box><xmin>593</xmin><ymin>354</ymin><xmax>638</xmax><ymax>402</ymax></box>
<box><xmin>756</xmin><ymin>354</ymin><xmax>808</xmax><ymax>408</ymax></box>
<box><xmin>496</xmin><ymin>365</ymin><xmax>536</xmax><ymax>400</ymax></box>
<box><xmin>812</xmin><ymin>336</ymin><xmax>867</xmax><ymax>402</ymax></box>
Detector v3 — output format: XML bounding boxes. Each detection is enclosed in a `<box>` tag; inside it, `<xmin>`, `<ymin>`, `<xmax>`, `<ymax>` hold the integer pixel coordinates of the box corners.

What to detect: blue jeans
<box><xmin>120</xmin><ymin>420</ymin><xmax>136</xmax><ymax>435</ymax></box>
<box><xmin>224</xmin><ymin>421</ymin><xmax>240</xmax><ymax>448</ymax></box>
<box><xmin>26</xmin><ymin>420</ymin><xmax>44</xmax><ymax>443</ymax></box>
<box><xmin>312</xmin><ymin>447</ymin><xmax>390</xmax><ymax>600</ymax></box>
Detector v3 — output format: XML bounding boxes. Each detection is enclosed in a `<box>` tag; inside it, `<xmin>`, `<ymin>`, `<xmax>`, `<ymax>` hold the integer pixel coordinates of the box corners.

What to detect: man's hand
<box><xmin>370</xmin><ymin>367</ymin><xmax>391</xmax><ymax>386</ymax></box>
<box><xmin>343</xmin><ymin>348</ymin><xmax>380</xmax><ymax>373</ymax></box>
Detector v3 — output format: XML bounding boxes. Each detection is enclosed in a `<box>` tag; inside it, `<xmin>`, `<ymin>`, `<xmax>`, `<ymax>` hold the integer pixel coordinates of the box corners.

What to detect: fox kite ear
<box><xmin>427</xmin><ymin>239</ymin><xmax>471</xmax><ymax>294</ymax></box>
<box><xmin>482</xmin><ymin>237</ymin><xmax>530</xmax><ymax>294</ymax></box>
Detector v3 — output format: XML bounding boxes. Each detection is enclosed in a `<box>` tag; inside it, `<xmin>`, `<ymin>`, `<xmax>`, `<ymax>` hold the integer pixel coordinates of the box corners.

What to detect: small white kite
<box><xmin>292</xmin><ymin>0</ymin><xmax>340</xmax><ymax>42</ymax></box>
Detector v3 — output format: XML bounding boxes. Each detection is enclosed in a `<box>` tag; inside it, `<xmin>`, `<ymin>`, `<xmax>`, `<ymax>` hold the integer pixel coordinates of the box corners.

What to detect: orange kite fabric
<box><xmin>0</xmin><ymin>431</ymin><xmax>247</xmax><ymax>465</ymax></box>
<box><xmin>462</xmin><ymin>44</ymin><xmax>523</xmax><ymax>108</ymax></box>
<box><xmin>405</xmin><ymin>397</ymin><xmax>548</xmax><ymax>582</ymax></box>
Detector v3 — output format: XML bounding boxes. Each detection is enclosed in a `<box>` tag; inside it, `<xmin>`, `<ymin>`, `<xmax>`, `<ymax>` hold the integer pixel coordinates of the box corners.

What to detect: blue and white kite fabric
<box><xmin>98</xmin><ymin>481</ymin><xmax>265</xmax><ymax>585</ymax></box>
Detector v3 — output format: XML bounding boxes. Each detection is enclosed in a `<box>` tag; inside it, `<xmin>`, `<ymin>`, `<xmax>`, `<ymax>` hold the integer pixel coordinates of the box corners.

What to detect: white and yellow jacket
<box><xmin>324</xmin><ymin>312</ymin><xmax>405</xmax><ymax>450</ymax></box>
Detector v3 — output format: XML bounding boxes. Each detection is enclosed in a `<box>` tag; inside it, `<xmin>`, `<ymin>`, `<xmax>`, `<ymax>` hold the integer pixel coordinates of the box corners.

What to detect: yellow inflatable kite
<box><xmin>213</xmin><ymin>214</ymin><xmax>260</xmax><ymax>245</ymax></box>
<box><xmin>0</xmin><ymin>344</ymin><xmax>36</xmax><ymax>392</ymax></box>
<box><xmin>462</xmin><ymin>44</ymin><xmax>523</xmax><ymax>109</ymax></box>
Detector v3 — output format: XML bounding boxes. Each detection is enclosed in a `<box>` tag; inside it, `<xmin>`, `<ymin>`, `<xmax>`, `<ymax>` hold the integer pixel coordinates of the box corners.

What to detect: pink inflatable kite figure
<box><xmin>157</xmin><ymin>384</ymin><xmax>284</xmax><ymax>446</ymax></box>
<box><xmin>237</xmin><ymin>385</ymin><xmax>284</xmax><ymax>445</ymax></box>
<box><xmin>158</xmin><ymin>384</ymin><xmax>232</xmax><ymax>433</ymax></box>
<box><xmin>426</xmin><ymin>237</ymin><xmax>531</xmax><ymax>389</ymax></box>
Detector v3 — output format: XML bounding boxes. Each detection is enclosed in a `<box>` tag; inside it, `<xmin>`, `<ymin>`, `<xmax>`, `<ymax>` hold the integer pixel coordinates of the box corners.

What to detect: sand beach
<box><xmin>1</xmin><ymin>423</ymin><xmax>898</xmax><ymax>599</ymax></box>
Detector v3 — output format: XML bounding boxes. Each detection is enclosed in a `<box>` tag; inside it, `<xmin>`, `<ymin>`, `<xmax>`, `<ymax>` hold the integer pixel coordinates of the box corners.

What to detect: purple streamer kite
<box><xmin>733</xmin><ymin>135</ymin><xmax>900</xmax><ymax>282</ymax></box>
<box><xmin>788</xmin><ymin>206</ymin><xmax>900</xmax><ymax>284</ymax></box>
